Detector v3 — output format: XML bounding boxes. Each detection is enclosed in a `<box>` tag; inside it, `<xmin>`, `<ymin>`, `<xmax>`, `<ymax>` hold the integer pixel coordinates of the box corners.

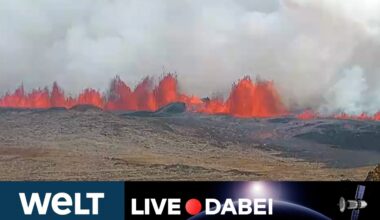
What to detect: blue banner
<box><xmin>0</xmin><ymin>182</ymin><xmax>124</xmax><ymax>220</ymax></box>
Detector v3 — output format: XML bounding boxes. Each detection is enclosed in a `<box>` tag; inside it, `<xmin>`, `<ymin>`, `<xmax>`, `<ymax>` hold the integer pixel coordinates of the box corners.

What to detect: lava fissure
<box><xmin>1</xmin><ymin>74</ymin><xmax>379</xmax><ymax>120</ymax></box>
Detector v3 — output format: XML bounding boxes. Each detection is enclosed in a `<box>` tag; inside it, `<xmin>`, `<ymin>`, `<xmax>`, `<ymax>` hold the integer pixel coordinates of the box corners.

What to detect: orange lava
<box><xmin>104</xmin><ymin>74</ymin><xmax>196</xmax><ymax>111</ymax></box>
<box><xmin>198</xmin><ymin>77</ymin><xmax>287</xmax><ymax>117</ymax></box>
<box><xmin>334</xmin><ymin>112</ymin><xmax>380</xmax><ymax>121</ymax></box>
<box><xmin>0</xmin><ymin>74</ymin><xmax>287</xmax><ymax>118</ymax></box>
<box><xmin>0</xmin><ymin>74</ymin><xmax>380</xmax><ymax>121</ymax></box>
<box><xmin>297</xmin><ymin>110</ymin><xmax>380</xmax><ymax>121</ymax></box>
<box><xmin>297</xmin><ymin>110</ymin><xmax>318</xmax><ymax>120</ymax></box>
<box><xmin>374</xmin><ymin>112</ymin><xmax>380</xmax><ymax>121</ymax></box>
<box><xmin>228</xmin><ymin>77</ymin><xmax>287</xmax><ymax>117</ymax></box>
<box><xmin>2</xmin><ymin>74</ymin><xmax>380</xmax><ymax>120</ymax></box>
<box><xmin>0</xmin><ymin>74</ymin><xmax>201</xmax><ymax>112</ymax></box>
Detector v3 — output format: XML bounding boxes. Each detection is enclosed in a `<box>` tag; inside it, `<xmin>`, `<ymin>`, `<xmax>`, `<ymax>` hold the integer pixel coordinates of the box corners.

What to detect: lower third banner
<box><xmin>0</xmin><ymin>181</ymin><xmax>377</xmax><ymax>219</ymax></box>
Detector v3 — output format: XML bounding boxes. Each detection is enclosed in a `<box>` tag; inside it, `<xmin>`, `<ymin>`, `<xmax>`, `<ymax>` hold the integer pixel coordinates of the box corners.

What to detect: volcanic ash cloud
<box><xmin>1</xmin><ymin>0</ymin><xmax>380</xmax><ymax>114</ymax></box>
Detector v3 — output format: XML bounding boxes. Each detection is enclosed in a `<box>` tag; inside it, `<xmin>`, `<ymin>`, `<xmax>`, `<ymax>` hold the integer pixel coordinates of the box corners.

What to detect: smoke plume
<box><xmin>1</xmin><ymin>0</ymin><xmax>380</xmax><ymax>114</ymax></box>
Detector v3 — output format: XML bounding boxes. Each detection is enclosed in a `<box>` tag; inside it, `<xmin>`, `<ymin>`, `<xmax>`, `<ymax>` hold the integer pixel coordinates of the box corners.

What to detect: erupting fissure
<box><xmin>297</xmin><ymin>110</ymin><xmax>380</xmax><ymax>121</ymax></box>
<box><xmin>0</xmin><ymin>74</ymin><xmax>287</xmax><ymax>118</ymax></box>
<box><xmin>1</xmin><ymin>74</ymin><xmax>378</xmax><ymax>120</ymax></box>
<box><xmin>199</xmin><ymin>76</ymin><xmax>287</xmax><ymax>117</ymax></box>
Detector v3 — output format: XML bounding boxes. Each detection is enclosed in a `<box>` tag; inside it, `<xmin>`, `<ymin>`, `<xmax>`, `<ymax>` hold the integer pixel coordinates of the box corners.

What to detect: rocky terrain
<box><xmin>0</xmin><ymin>103</ymin><xmax>377</xmax><ymax>180</ymax></box>
<box><xmin>366</xmin><ymin>164</ymin><xmax>380</xmax><ymax>181</ymax></box>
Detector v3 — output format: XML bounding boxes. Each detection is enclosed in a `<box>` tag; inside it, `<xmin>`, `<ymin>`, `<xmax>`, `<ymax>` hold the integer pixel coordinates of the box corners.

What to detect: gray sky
<box><xmin>1</xmin><ymin>0</ymin><xmax>380</xmax><ymax>114</ymax></box>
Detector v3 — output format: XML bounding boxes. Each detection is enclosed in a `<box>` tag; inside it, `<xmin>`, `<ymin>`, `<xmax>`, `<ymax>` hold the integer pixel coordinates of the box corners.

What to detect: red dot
<box><xmin>185</xmin><ymin>198</ymin><xmax>202</xmax><ymax>215</ymax></box>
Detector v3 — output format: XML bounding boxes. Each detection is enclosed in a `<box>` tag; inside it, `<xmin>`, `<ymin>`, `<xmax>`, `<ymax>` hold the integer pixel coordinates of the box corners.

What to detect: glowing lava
<box><xmin>104</xmin><ymin>74</ymin><xmax>195</xmax><ymax>111</ymax></box>
<box><xmin>297</xmin><ymin>110</ymin><xmax>380</xmax><ymax>121</ymax></box>
<box><xmin>0</xmin><ymin>74</ymin><xmax>287</xmax><ymax>118</ymax></box>
<box><xmin>297</xmin><ymin>110</ymin><xmax>318</xmax><ymax>120</ymax></box>
<box><xmin>2</xmin><ymin>74</ymin><xmax>380</xmax><ymax>120</ymax></box>
<box><xmin>199</xmin><ymin>77</ymin><xmax>287</xmax><ymax>117</ymax></box>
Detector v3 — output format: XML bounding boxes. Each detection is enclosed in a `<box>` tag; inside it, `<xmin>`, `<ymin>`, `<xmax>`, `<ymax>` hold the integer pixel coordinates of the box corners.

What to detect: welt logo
<box><xmin>18</xmin><ymin>192</ymin><xmax>105</xmax><ymax>216</ymax></box>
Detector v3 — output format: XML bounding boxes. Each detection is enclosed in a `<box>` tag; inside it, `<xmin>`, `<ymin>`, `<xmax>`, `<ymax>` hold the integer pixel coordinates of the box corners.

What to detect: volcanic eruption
<box><xmin>0</xmin><ymin>74</ymin><xmax>287</xmax><ymax>118</ymax></box>
<box><xmin>1</xmin><ymin>73</ymin><xmax>380</xmax><ymax>120</ymax></box>
<box><xmin>198</xmin><ymin>76</ymin><xmax>287</xmax><ymax>117</ymax></box>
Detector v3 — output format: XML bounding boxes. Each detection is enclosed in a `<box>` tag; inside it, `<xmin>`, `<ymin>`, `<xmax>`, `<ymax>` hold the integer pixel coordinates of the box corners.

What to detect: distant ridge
<box><xmin>123</xmin><ymin>102</ymin><xmax>186</xmax><ymax>117</ymax></box>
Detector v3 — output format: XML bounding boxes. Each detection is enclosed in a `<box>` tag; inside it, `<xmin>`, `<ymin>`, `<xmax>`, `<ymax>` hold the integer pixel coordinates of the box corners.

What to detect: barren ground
<box><xmin>0</xmin><ymin>107</ymin><xmax>376</xmax><ymax>180</ymax></box>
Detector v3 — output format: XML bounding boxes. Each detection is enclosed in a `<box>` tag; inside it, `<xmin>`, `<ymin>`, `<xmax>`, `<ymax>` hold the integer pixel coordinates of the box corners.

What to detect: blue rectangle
<box><xmin>0</xmin><ymin>182</ymin><xmax>124</xmax><ymax>220</ymax></box>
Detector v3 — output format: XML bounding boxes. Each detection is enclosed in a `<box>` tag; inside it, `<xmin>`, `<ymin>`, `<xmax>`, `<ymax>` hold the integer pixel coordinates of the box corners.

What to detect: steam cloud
<box><xmin>1</xmin><ymin>0</ymin><xmax>380</xmax><ymax>114</ymax></box>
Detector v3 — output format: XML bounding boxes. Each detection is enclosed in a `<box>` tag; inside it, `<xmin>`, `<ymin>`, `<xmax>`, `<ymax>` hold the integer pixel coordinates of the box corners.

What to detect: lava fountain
<box><xmin>0</xmin><ymin>74</ymin><xmax>287</xmax><ymax>118</ymax></box>
<box><xmin>2</xmin><ymin>74</ymin><xmax>379</xmax><ymax>120</ymax></box>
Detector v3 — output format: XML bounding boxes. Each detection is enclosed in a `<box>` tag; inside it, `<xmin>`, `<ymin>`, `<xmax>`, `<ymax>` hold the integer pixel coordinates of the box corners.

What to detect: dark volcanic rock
<box><xmin>295</xmin><ymin>120</ymin><xmax>380</xmax><ymax>152</ymax></box>
<box><xmin>366</xmin><ymin>164</ymin><xmax>380</xmax><ymax>181</ymax></box>
<box><xmin>47</xmin><ymin>107</ymin><xmax>67</xmax><ymax>111</ymax></box>
<box><xmin>124</xmin><ymin>111</ymin><xmax>155</xmax><ymax>117</ymax></box>
<box><xmin>124</xmin><ymin>102</ymin><xmax>186</xmax><ymax>117</ymax></box>
<box><xmin>155</xmin><ymin>102</ymin><xmax>186</xmax><ymax>114</ymax></box>
<box><xmin>69</xmin><ymin>104</ymin><xmax>102</xmax><ymax>112</ymax></box>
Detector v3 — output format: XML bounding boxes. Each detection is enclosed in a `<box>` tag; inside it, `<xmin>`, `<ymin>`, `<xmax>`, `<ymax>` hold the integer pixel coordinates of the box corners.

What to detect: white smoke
<box><xmin>1</xmin><ymin>0</ymin><xmax>380</xmax><ymax>113</ymax></box>
<box><xmin>320</xmin><ymin>66</ymin><xmax>368</xmax><ymax>115</ymax></box>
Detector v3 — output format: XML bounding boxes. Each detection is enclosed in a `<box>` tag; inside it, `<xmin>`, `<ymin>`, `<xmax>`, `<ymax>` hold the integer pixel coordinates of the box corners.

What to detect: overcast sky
<box><xmin>1</xmin><ymin>0</ymin><xmax>380</xmax><ymax>114</ymax></box>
